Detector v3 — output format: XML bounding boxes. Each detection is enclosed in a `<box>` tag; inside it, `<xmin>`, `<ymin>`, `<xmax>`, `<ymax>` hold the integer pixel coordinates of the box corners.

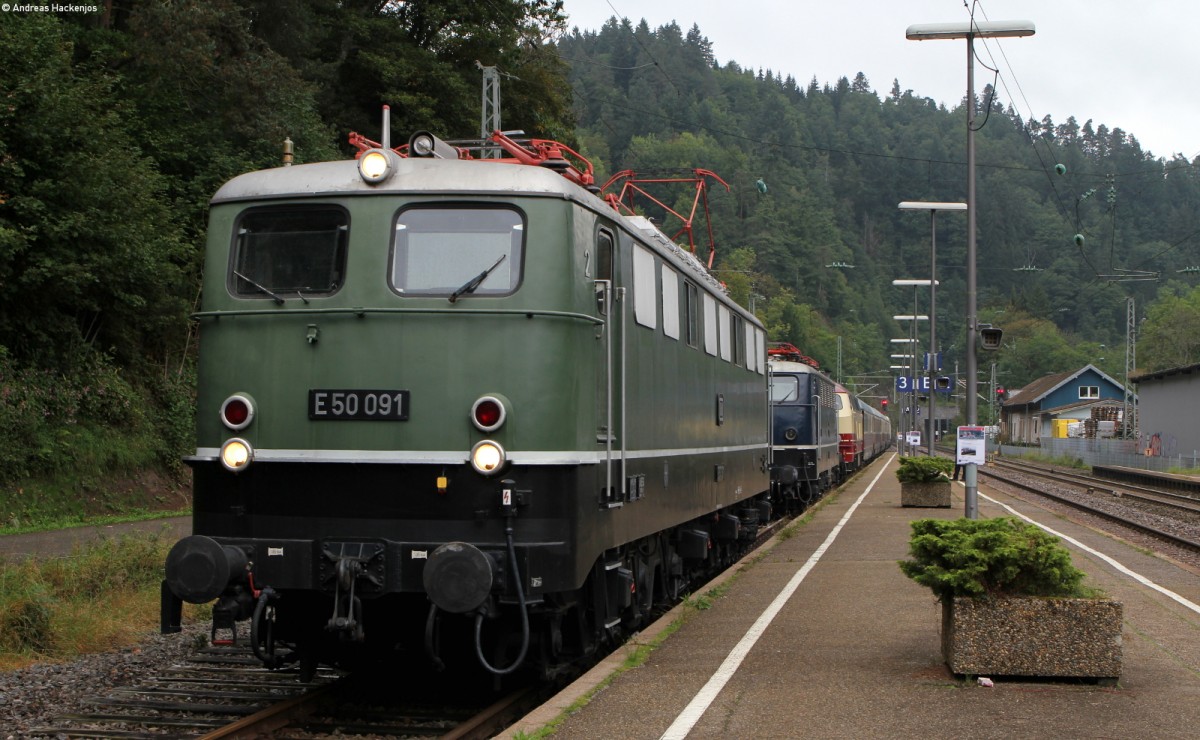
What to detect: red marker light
<box><xmin>471</xmin><ymin>395</ymin><xmax>507</xmax><ymax>432</ymax></box>
<box><xmin>474</xmin><ymin>400</ymin><xmax>502</xmax><ymax>428</ymax></box>
<box><xmin>220</xmin><ymin>395</ymin><xmax>255</xmax><ymax>430</ymax></box>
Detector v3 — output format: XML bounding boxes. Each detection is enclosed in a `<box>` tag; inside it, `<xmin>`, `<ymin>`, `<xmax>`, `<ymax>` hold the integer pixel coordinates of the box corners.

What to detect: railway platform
<box><xmin>506</xmin><ymin>453</ymin><xmax>1200</xmax><ymax>739</ymax></box>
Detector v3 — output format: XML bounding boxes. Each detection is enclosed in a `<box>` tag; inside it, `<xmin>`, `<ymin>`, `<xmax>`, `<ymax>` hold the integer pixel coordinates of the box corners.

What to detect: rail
<box><xmin>979</xmin><ymin>461</ymin><xmax>1200</xmax><ymax>553</ymax></box>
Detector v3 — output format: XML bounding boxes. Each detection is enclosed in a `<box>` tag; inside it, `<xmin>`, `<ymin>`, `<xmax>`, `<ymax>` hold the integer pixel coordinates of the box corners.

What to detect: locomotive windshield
<box><xmin>231</xmin><ymin>206</ymin><xmax>348</xmax><ymax>298</ymax></box>
<box><xmin>390</xmin><ymin>207</ymin><xmax>524</xmax><ymax>297</ymax></box>
<box><xmin>770</xmin><ymin>375</ymin><xmax>800</xmax><ymax>403</ymax></box>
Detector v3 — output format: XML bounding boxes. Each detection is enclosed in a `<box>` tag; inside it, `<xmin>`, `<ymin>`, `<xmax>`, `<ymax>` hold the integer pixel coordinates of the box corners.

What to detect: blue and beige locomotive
<box><xmin>766</xmin><ymin>343</ymin><xmax>891</xmax><ymax>505</ymax></box>
<box><xmin>161</xmin><ymin>118</ymin><xmax>772</xmax><ymax>678</ymax></box>
<box><xmin>766</xmin><ymin>343</ymin><xmax>839</xmax><ymax>506</ymax></box>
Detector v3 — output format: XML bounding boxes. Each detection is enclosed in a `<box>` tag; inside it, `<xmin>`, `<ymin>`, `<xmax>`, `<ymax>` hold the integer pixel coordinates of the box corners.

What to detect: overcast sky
<box><xmin>560</xmin><ymin>0</ymin><xmax>1200</xmax><ymax>160</ymax></box>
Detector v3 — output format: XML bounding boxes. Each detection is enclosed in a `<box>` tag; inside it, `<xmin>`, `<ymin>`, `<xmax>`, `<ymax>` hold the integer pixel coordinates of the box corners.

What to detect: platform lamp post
<box><xmin>888</xmin><ymin>362</ymin><xmax>908</xmax><ymax>453</ymax></box>
<box><xmin>906</xmin><ymin>19</ymin><xmax>1034</xmax><ymax>518</ymax></box>
<box><xmin>893</xmin><ymin>278</ymin><xmax>941</xmax><ymax>456</ymax></box>
<box><xmin>890</xmin><ymin>338</ymin><xmax>916</xmax><ymax>454</ymax></box>
<box><xmin>898</xmin><ymin>200</ymin><xmax>965</xmax><ymax>456</ymax></box>
<box><xmin>893</xmin><ymin>314</ymin><xmax>928</xmax><ymax>453</ymax></box>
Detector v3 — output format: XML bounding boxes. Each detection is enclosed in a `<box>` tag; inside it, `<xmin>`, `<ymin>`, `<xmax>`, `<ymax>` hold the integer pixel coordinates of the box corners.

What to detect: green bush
<box><xmin>898</xmin><ymin>517</ymin><xmax>1088</xmax><ymax>600</ymax></box>
<box><xmin>0</xmin><ymin>532</ymin><xmax>174</xmax><ymax>660</ymax></box>
<box><xmin>0</xmin><ymin>590</ymin><xmax>55</xmax><ymax>654</ymax></box>
<box><xmin>895</xmin><ymin>456</ymin><xmax>953</xmax><ymax>483</ymax></box>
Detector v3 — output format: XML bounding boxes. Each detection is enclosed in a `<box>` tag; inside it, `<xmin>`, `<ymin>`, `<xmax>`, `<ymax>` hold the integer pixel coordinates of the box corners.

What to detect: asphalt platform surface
<box><xmin>505</xmin><ymin>453</ymin><xmax>1200</xmax><ymax>739</ymax></box>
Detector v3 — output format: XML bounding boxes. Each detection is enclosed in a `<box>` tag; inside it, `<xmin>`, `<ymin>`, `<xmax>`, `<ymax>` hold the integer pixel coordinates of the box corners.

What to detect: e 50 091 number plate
<box><xmin>309</xmin><ymin>390</ymin><xmax>409</xmax><ymax>420</ymax></box>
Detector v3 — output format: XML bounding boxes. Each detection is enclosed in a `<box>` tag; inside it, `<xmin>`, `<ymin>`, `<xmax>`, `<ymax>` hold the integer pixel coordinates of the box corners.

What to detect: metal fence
<box><xmin>998</xmin><ymin>438</ymin><xmax>1200</xmax><ymax>473</ymax></box>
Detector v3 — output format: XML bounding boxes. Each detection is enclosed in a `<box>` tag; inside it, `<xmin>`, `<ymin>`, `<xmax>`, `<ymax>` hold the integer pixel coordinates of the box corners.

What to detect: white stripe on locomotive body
<box><xmin>191</xmin><ymin>443</ymin><xmax>767</xmax><ymax>466</ymax></box>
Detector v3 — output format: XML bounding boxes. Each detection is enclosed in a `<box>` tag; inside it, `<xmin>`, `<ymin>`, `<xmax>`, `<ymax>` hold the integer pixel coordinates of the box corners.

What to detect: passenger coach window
<box><xmin>391</xmin><ymin>207</ymin><xmax>524</xmax><ymax>297</ymax></box>
<box><xmin>232</xmin><ymin>206</ymin><xmax>348</xmax><ymax>298</ymax></box>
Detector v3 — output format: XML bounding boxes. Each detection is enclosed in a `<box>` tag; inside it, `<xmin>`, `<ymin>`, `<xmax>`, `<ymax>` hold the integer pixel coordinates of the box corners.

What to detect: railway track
<box><xmin>24</xmin><ymin>514</ymin><xmax>799</xmax><ymax>739</ymax></box>
<box><xmin>991</xmin><ymin>459</ymin><xmax>1200</xmax><ymax>515</ymax></box>
<box><xmin>980</xmin><ymin>458</ymin><xmax>1200</xmax><ymax>555</ymax></box>
<box><xmin>13</xmin><ymin>462</ymin><xmax>861</xmax><ymax>739</ymax></box>
<box><xmin>27</xmin><ymin>645</ymin><xmax>541</xmax><ymax>739</ymax></box>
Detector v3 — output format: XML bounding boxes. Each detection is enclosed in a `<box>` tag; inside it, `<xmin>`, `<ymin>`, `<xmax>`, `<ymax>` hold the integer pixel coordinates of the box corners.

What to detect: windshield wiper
<box><xmin>234</xmin><ymin>270</ymin><xmax>285</xmax><ymax>304</ymax></box>
<box><xmin>449</xmin><ymin>254</ymin><xmax>507</xmax><ymax>303</ymax></box>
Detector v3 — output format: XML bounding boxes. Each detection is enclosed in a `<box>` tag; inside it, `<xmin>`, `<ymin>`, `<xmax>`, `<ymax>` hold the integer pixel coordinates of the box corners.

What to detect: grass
<box><xmin>1166</xmin><ymin>466</ymin><xmax>1200</xmax><ymax>476</ymax></box>
<box><xmin>0</xmin><ymin>460</ymin><xmax>190</xmax><ymax>534</ymax></box>
<box><xmin>1002</xmin><ymin>450</ymin><xmax>1088</xmax><ymax>469</ymax></box>
<box><xmin>0</xmin><ymin>528</ymin><xmax>203</xmax><ymax>671</ymax></box>
<box><xmin>0</xmin><ymin>506</ymin><xmax>190</xmax><ymax>536</ymax></box>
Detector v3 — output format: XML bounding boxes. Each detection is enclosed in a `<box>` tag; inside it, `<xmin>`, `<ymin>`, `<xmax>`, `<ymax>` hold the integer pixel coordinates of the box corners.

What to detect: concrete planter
<box><xmin>942</xmin><ymin>596</ymin><xmax>1123</xmax><ymax>680</ymax></box>
<box><xmin>900</xmin><ymin>480</ymin><xmax>951</xmax><ymax>508</ymax></box>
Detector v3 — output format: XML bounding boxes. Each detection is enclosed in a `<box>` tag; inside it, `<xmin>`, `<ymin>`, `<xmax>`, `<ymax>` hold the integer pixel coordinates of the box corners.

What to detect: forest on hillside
<box><xmin>557</xmin><ymin>17</ymin><xmax>1200</xmax><ymax>389</ymax></box>
<box><xmin>0</xmin><ymin>0</ymin><xmax>574</xmax><ymax>491</ymax></box>
<box><xmin>1</xmin><ymin>1</ymin><xmax>1198</xmax><ymax>494</ymax></box>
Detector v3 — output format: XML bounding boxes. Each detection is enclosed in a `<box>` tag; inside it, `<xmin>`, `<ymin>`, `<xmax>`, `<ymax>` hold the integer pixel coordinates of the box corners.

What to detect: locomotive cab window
<box><xmin>231</xmin><ymin>206</ymin><xmax>348</xmax><ymax>298</ymax></box>
<box><xmin>771</xmin><ymin>375</ymin><xmax>799</xmax><ymax>403</ymax></box>
<box><xmin>391</xmin><ymin>207</ymin><xmax>524</xmax><ymax>297</ymax></box>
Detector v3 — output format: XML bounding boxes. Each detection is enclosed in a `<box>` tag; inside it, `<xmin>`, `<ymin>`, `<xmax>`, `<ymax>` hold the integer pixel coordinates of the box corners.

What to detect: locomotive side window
<box><xmin>718</xmin><ymin>305</ymin><xmax>732</xmax><ymax>362</ymax></box>
<box><xmin>390</xmin><ymin>207</ymin><xmax>524</xmax><ymax>297</ymax></box>
<box><xmin>661</xmin><ymin>265</ymin><xmax>680</xmax><ymax>340</ymax></box>
<box><xmin>596</xmin><ymin>230</ymin><xmax>613</xmax><ymax>281</ymax></box>
<box><xmin>702</xmin><ymin>293</ymin><xmax>718</xmax><ymax>356</ymax></box>
<box><xmin>745</xmin><ymin>324</ymin><xmax>757</xmax><ymax>373</ymax></box>
<box><xmin>231</xmin><ymin>206</ymin><xmax>348</xmax><ymax>298</ymax></box>
<box><xmin>731</xmin><ymin>315</ymin><xmax>744</xmax><ymax>367</ymax></box>
<box><xmin>684</xmin><ymin>281</ymin><xmax>699</xmax><ymax>348</ymax></box>
<box><xmin>632</xmin><ymin>244</ymin><xmax>657</xmax><ymax>329</ymax></box>
<box><xmin>595</xmin><ymin>230</ymin><xmax>613</xmax><ymax>315</ymax></box>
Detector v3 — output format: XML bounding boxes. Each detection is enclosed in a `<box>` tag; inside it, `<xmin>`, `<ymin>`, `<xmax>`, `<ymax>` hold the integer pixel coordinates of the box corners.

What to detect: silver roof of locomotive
<box><xmin>211</xmin><ymin>157</ymin><xmax>590</xmax><ymax>205</ymax></box>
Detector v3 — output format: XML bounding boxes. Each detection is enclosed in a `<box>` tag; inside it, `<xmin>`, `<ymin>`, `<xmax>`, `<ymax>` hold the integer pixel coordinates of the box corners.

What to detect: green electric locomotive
<box><xmin>162</xmin><ymin>115</ymin><xmax>772</xmax><ymax>678</ymax></box>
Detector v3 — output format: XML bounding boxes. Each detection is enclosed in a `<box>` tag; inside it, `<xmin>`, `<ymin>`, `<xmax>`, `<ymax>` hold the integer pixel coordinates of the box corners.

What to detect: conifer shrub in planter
<box><xmin>896</xmin><ymin>456</ymin><xmax>953</xmax><ymax>508</ymax></box>
<box><xmin>899</xmin><ymin>517</ymin><xmax>1122</xmax><ymax>681</ymax></box>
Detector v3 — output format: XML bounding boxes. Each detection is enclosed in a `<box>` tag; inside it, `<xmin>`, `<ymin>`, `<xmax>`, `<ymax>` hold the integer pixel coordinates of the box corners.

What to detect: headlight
<box><xmin>470</xmin><ymin>440</ymin><xmax>506</xmax><ymax>475</ymax></box>
<box><xmin>220</xmin><ymin>438</ymin><xmax>254</xmax><ymax>472</ymax></box>
<box><xmin>358</xmin><ymin>149</ymin><xmax>394</xmax><ymax>184</ymax></box>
